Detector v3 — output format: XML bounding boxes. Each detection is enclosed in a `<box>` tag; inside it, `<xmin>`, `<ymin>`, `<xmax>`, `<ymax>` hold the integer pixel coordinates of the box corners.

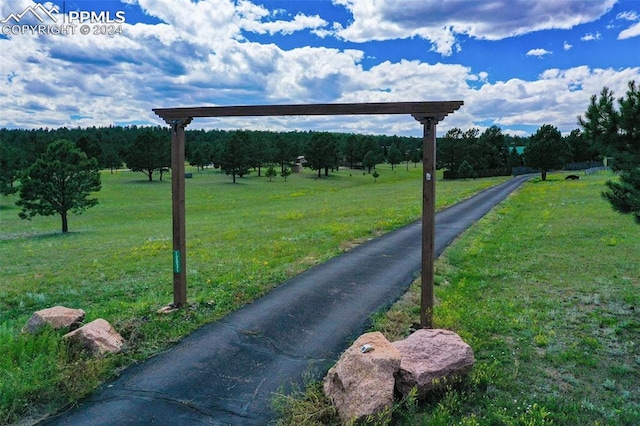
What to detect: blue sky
<box><xmin>1</xmin><ymin>0</ymin><xmax>639</xmax><ymax>137</ymax></box>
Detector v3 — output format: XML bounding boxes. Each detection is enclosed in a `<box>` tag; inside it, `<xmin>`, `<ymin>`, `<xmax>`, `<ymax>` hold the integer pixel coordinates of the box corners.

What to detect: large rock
<box><xmin>324</xmin><ymin>331</ymin><xmax>401</xmax><ymax>424</ymax></box>
<box><xmin>22</xmin><ymin>306</ymin><xmax>85</xmax><ymax>334</ymax></box>
<box><xmin>63</xmin><ymin>319</ymin><xmax>124</xmax><ymax>356</ymax></box>
<box><xmin>392</xmin><ymin>329</ymin><xmax>474</xmax><ymax>399</ymax></box>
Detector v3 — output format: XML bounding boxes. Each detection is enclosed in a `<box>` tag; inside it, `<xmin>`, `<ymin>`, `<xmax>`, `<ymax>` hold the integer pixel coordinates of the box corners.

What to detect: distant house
<box><xmin>294</xmin><ymin>155</ymin><xmax>307</xmax><ymax>173</ymax></box>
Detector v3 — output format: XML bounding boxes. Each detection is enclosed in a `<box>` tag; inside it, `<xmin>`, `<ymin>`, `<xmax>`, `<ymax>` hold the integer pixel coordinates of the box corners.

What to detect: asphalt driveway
<box><xmin>41</xmin><ymin>175</ymin><xmax>530</xmax><ymax>425</ymax></box>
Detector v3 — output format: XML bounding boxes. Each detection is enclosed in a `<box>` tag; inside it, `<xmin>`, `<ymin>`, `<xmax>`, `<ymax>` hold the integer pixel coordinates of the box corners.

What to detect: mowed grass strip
<box><xmin>363</xmin><ymin>172</ymin><xmax>639</xmax><ymax>426</ymax></box>
<box><xmin>0</xmin><ymin>164</ymin><xmax>509</xmax><ymax>424</ymax></box>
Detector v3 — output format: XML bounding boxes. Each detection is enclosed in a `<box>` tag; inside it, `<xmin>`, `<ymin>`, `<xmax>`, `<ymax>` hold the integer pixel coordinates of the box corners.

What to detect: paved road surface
<box><xmin>41</xmin><ymin>175</ymin><xmax>529</xmax><ymax>425</ymax></box>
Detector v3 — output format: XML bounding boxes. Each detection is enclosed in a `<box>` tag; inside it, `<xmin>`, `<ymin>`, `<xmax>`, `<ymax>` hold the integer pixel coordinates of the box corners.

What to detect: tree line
<box><xmin>2</xmin><ymin>79</ymin><xmax>638</xmax><ymax>230</ymax></box>
<box><xmin>436</xmin><ymin>124</ymin><xmax>604</xmax><ymax>180</ymax></box>
<box><xmin>0</xmin><ymin>126</ymin><xmax>427</xmax><ymax>189</ymax></box>
<box><xmin>0</xmin><ymin>123</ymin><xmax>538</xmax><ymax>192</ymax></box>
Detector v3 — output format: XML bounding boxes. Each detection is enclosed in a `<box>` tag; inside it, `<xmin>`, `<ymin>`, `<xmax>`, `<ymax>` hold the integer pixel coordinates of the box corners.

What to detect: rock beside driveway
<box><xmin>22</xmin><ymin>305</ymin><xmax>85</xmax><ymax>334</ymax></box>
<box><xmin>324</xmin><ymin>329</ymin><xmax>475</xmax><ymax>421</ymax></box>
<box><xmin>392</xmin><ymin>328</ymin><xmax>475</xmax><ymax>399</ymax></box>
<box><xmin>324</xmin><ymin>331</ymin><xmax>401</xmax><ymax>424</ymax></box>
<box><xmin>63</xmin><ymin>318</ymin><xmax>124</xmax><ymax>356</ymax></box>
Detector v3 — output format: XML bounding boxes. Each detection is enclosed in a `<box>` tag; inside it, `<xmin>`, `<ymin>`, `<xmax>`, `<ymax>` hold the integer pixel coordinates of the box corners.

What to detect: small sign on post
<box><xmin>173</xmin><ymin>250</ymin><xmax>181</xmax><ymax>274</ymax></box>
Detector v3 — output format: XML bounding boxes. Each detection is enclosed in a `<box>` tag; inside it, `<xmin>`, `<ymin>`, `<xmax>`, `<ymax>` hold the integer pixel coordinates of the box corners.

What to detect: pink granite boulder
<box><xmin>22</xmin><ymin>306</ymin><xmax>85</xmax><ymax>334</ymax></box>
<box><xmin>324</xmin><ymin>331</ymin><xmax>401</xmax><ymax>424</ymax></box>
<box><xmin>392</xmin><ymin>328</ymin><xmax>474</xmax><ymax>399</ymax></box>
<box><xmin>63</xmin><ymin>318</ymin><xmax>124</xmax><ymax>356</ymax></box>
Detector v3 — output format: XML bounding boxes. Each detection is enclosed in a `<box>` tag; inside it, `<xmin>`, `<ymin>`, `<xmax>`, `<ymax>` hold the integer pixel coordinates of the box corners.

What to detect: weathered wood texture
<box><xmin>154</xmin><ymin>101</ymin><xmax>463</xmax><ymax>121</ymax></box>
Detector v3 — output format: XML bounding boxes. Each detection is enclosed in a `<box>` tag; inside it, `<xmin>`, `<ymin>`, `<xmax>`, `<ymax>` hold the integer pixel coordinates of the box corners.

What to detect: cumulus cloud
<box><xmin>563</xmin><ymin>41</ymin><xmax>573</xmax><ymax>50</ymax></box>
<box><xmin>237</xmin><ymin>1</ymin><xmax>328</xmax><ymax>36</ymax></box>
<box><xmin>612</xmin><ymin>8</ymin><xmax>640</xmax><ymax>39</ymax></box>
<box><xmin>462</xmin><ymin>66</ymin><xmax>640</xmax><ymax>133</ymax></box>
<box><xmin>616</xmin><ymin>11</ymin><xmax>639</xmax><ymax>21</ymax></box>
<box><xmin>332</xmin><ymin>0</ymin><xmax>616</xmax><ymax>56</ymax></box>
<box><xmin>581</xmin><ymin>31</ymin><xmax>602</xmax><ymax>41</ymax></box>
<box><xmin>251</xmin><ymin>13</ymin><xmax>327</xmax><ymax>35</ymax></box>
<box><xmin>618</xmin><ymin>22</ymin><xmax>640</xmax><ymax>39</ymax></box>
<box><xmin>527</xmin><ymin>48</ymin><xmax>552</xmax><ymax>57</ymax></box>
<box><xmin>2</xmin><ymin>0</ymin><xmax>640</xmax><ymax>136</ymax></box>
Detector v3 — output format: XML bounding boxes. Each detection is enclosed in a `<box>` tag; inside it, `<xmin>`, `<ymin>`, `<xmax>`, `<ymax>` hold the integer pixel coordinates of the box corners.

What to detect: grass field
<box><xmin>0</xmin><ymin>164</ymin><xmax>509</xmax><ymax>424</ymax></box>
<box><xmin>277</xmin><ymin>171</ymin><xmax>640</xmax><ymax>425</ymax></box>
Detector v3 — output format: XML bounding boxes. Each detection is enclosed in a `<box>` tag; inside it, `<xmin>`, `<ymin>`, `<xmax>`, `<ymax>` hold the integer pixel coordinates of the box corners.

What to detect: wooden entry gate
<box><xmin>153</xmin><ymin>101</ymin><xmax>463</xmax><ymax>327</ymax></box>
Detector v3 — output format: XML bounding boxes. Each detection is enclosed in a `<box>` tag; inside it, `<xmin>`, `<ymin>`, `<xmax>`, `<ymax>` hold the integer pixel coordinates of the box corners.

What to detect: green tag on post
<box><xmin>173</xmin><ymin>250</ymin><xmax>181</xmax><ymax>273</ymax></box>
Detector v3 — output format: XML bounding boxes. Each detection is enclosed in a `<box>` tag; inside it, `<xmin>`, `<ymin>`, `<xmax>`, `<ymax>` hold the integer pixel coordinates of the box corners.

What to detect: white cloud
<box><xmin>527</xmin><ymin>48</ymin><xmax>552</xmax><ymax>57</ymax></box>
<box><xmin>466</xmin><ymin>66</ymin><xmax>640</xmax><ymax>133</ymax></box>
<box><xmin>563</xmin><ymin>41</ymin><xmax>573</xmax><ymax>50</ymax></box>
<box><xmin>132</xmin><ymin>0</ymin><xmax>326</xmax><ymax>41</ymax></box>
<box><xmin>259</xmin><ymin>14</ymin><xmax>327</xmax><ymax>35</ymax></box>
<box><xmin>332</xmin><ymin>0</ymin><xmax>616</xmax><ymax>56</ymax></box>
<box><xmin>581</xmin><ymin>31</ymin><xmax>602</xmax><ymax>41</ymax></box>
<box><xmin>616</xmin><ymin>11</ymin><xmax>639</xmax><ymax>21</ymax></box>
<box><xmin>238</xmin><ymin>1</ymin><xmax>328</xmax><ymax>36</ymax></box>
<box><xmin>2</xmin><ymin>0</ymin><xmax>640</xmax><ymax>137</ymax></box>
<box><xmin>618</xmin><ymin>22</ymin><xmax>640</xmax><ymax>39</ymax></box>
<box><xmin>615</xmin><ymin>9</ymin><xmax>640</xmax><ymax>39</ymax></box>
<box><xmin>134</xmin><ymin>0</ymin><xmax>241</xmax><ymax>42</ymax></box>
<box><xmin>264</xmin><ymin>46</ymin><xmax>364</xmax><ymax>103</ymax></box>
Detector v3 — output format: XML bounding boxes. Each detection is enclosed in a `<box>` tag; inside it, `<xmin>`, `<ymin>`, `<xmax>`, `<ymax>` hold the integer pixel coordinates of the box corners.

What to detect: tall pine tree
<box><xmin>580</xmin><ymin>81</ymin><xmax>640</xmax><ymax>222</ymax></box>
<box><xmin>16</xmin><ymin>139</ymin><xmax>101</xmax><ymax>233</ymax></box>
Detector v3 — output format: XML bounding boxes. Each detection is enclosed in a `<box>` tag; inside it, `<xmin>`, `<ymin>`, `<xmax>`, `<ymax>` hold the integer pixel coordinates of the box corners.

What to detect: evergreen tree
<box><xmin>0</xmin><ymin>141</ymin><xmax>24</xmax><ymax>195</ymax></box>
<box><xmin>304</xmin><ymin>132</ymin><xmax>338</xmax><ymax>178</ymax></box>
<box><xmin>220</xmin><ymin>131</ymin><xmax>251</xmax><ymax>183</ymax></box>
<box><xmin>280</xmin><ymin>166</ymin><xmax>292</xmax><ymax>181</ymax></box>
<box><xmin>76</xmin><ymin>133</ymin><xmax>103</xmax><ymax>162</ymax></box>
<box><xmin>265</xmin><ymin>165</ymin><xmax>277</xmax><ymax>182</ymax></box>
<box><xmin>16</xmin><ymin>139</ymin><xmax>101</xmax><ymax>233</ymax></box>
<box><xmin>273</xmin><ymin>134</ymin><xmax>296</xmax><ymax>173</ymax></box>
<box><xmin>410</xmin><ymin>147</ymin><xmax>422</xmax><ymax>167</ymax></box>
<box><xmin>343</xmin><ymin>134</ymin><xmax>360</xmax><ymax>168</ymax></box>
<box><xmin>124</xmin><ymin>130</ymin><xmax>170</xmax><ymax>181</ymax></box>
<box><xmin>360</xmin><ymin>136</ymin><xmax>380</xmax><ymax>167</ymax></box>
<box><xmin>524</xmin><ymin>124</ymin><xmax>568</xmax><ymax>181</ymax></box>
<box><xmin>362</xmin><ymin>150</ymin><xmax>380</xmax><ymax>173</ymax></box>
<box><xmin>457</xmin><ymin>160</ymin><xmax>474</xmax><ymax>179</ymax></box>
<box><xmin>564</xmin><ymin>129</ymin><xmax>598</xmax><ymax>163</ymax></box>
<box><xmin>477</xmin><ymin>125</ymin><xmax>508</xmax><ymax>169</ymax></box>
<box><xmin>187</xmin><ymin>144</ymin><xmax>211</xmax><ymax>173</ymax></box>
<box><xmin>579</xmin><ymin>81</ymin><xmax>640</xmax><ymax>222</ymax></box>
<box><xmin>437</xmin><ymin>128</ymin><xmax>463</xmax><ymax>171</ymax></box>
<box><xmin>387</xmin><ymin>145</ymin><xmax>403</xmax><ymax>170</ymax></box>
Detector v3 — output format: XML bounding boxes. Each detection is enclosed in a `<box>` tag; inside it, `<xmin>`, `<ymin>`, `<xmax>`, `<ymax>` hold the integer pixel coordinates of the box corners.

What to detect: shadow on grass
<box><xmin>122</xmin><ymin>179</ymin><xmax>170</xmax><ymax>185</ymax></box>
<box><xmin>0</xmin><ymin>230</ymin><xmax>84</xmax><ymax>242</ymax></box>
<box><xmin>0</xmin><ymin>195</ymin><xmax>18</xmax><ymax>210</ymax></box>
<box><xmin>219</xmin><ymin>180</ymin><xmax>249</xmax><ymax>186</ymax></box>
<box><xmin>303</xmin><ymin>172</ymin><xmax>353</xmax><ymax>181</ymax></box>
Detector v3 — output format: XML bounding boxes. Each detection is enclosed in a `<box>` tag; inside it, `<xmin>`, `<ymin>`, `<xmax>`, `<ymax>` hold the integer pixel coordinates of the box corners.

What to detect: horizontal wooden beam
<box><xmin>153</xmin><ymin>101</ymin><xmax>463</xmax><ymax>122</ymax></box>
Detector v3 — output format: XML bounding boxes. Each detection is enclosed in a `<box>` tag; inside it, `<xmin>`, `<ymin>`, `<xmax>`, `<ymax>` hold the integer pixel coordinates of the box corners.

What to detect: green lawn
<box><xmin>0</xmin><ymin>164</ymin><xmax>509</xmax><ymax>424</ymax></box>
<box><xmin>364</xmin><ymin>171</ymin><xmax>639</xmax><ymax>425</ymax></box>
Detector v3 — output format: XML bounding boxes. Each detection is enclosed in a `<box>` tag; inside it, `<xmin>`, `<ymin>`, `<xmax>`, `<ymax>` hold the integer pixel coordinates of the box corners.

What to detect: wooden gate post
<box><xmin>412</xmin><ymin>115</ymin><xmax>438</xmax><ymax>328</ymax></box>
<box><xmin>170</xmin><ymin>118</ymin><xmax>192</xmax><ymax>307</ymax></box>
